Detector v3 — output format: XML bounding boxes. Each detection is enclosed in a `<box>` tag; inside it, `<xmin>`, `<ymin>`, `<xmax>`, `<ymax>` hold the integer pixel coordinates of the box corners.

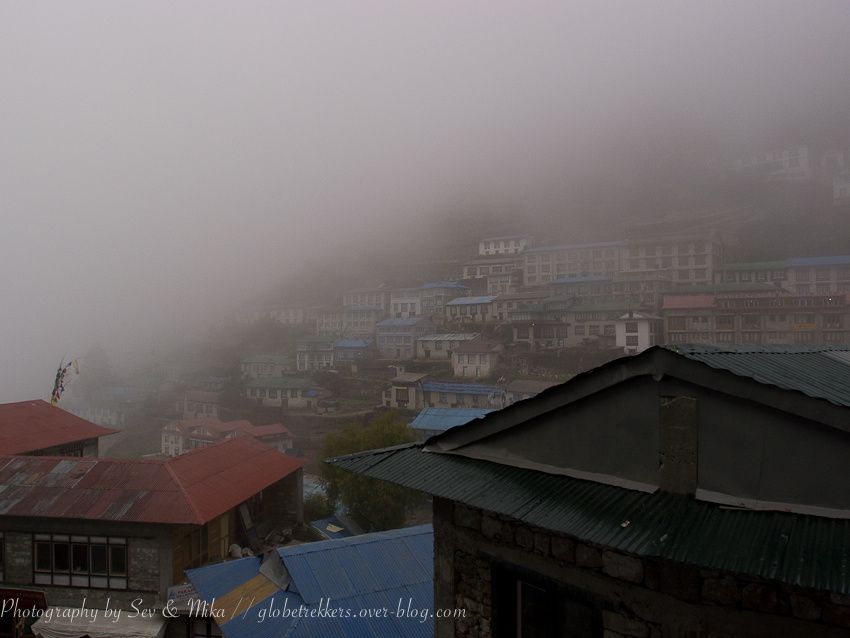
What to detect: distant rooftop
<box><xmin>417</xmin><ymin>333</ymin><xmax>481</xmax><ymax>342</ymax></box>
<box><xmin>446</xmin><ymin>295</ymin><xmax>497</xmax><ymax>305</ymax></box>
<box><xmin>377</xmin><ymin>317</ymin><xmax>431</xmax><ymax>327</ymax></box>
<box><xmin>410</xmin><ymin>407</ymin><xmax>494</xmax><ymax>433</ymax></box>
<box><xmin>0</xmin><ymin>400</ymin><xmax>117</xmax><ymax>455</ymax></box>
<box><xmin>422</xmin><ymin>382</ymin><xmax>502</xmax><ymax>396</ymax></box>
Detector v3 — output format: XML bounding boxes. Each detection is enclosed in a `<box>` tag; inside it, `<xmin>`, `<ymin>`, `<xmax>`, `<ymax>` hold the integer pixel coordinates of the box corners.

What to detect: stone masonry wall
<box><xmin>433</xmin><ymin>498</ymin><xmax>850</xmax><ymax>638</ymax></box>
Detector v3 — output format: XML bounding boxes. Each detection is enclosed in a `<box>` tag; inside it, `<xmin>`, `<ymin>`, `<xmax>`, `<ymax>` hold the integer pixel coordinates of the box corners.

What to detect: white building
<box><xmin>451</xmin><ymin>341</ymin><xmax>503</xmax><ymax>379</ymax></box>
<box><xmin>734</xmin><ymin>145</ymin><xmax>813</xmax><ymax>181</ymax></box>
<box><xmin>390</xmin><ymin>288</ymin><xmax>422</xmax><ymax>319</ymax></box>
<box><xmin>296</xmin><ymin>337</ymin><xmax>335</xmax><ymax>371</ymax></box>
<box><xmin>615</xmin><ymin>311</ymin><xmax>660</xmax><ymax>355</ymax></box>
<box><xmin>477</xmin><ymin>235</ymin><xmax>531</xmax><ymax>257</ymax></box>
<box><xmin>445</xmin><ymin>296</ymin><xmax>497</xmax><ymax>323</ymax></box>
<box><xmin>240</xmin><ymin>355</ymin><xmax>295</xmax><ymax>379</ymax></box>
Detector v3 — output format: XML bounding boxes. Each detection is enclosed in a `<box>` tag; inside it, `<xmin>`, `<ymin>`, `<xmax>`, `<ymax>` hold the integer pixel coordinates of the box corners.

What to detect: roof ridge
<box><xmin>164</xmin><ymin>461</ymin><xmax>205</xmax><ymax>525</ymax></box>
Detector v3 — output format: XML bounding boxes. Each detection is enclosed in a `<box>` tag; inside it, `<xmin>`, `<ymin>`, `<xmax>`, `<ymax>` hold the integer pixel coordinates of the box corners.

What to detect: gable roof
<box><xmin>446</xmin><ymin>295</ymin><xmax>497</xmax><ymax>306</ymax></box>
<box><xmin>186</xmin><ymin>525</ymin><xmax>434</xmax><ymax>638</ymax></box>
<box><xmin>428</xmin><ymin>344</ymin><xmax>850</xmax><ymax>456</ymax></box>
<box><xmin>0</xmin><ymin>401</ymin><xmax>117</xmax><ymax>454</ymax></box>
<box><xmin>0</xmin><ymin>437</ymin><xmax>303</xmax><ymax>525</ymax></box>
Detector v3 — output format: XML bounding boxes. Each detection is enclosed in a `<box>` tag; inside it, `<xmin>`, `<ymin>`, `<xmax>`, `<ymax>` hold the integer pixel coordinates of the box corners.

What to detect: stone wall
<box><xmin>434</xmin><ymin>497</ymin><xmax>850</xmax><ymax>638</ymax></box>
<box><xmin>1</xmin><ymin>521</ymin><xmax>172</xmax><ymax>609</ymax></box>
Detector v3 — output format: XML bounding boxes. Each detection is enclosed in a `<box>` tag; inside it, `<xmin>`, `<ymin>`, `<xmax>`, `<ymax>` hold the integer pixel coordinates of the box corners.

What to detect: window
<box><xmin>625</xmin><ymin>322</ymin><xmax>638</xmax><ymax>333</ymax></box>
<box><xmin>574</xmin><ymin>325</ymin><xmax>585</xmax><ymax>336</ymax></box>
<box><xmin>588</xmin><ymin>325</ymin><xmax>600</xmax><ymax>336</ymax></box>
<box><xmin>492</xmin><ymin>564</ymin><xmax>597</xmax><ymax>638</ymax></box>
<box><xmin>34</xmin><ymin>535</ymin><xmax>127</xmax><ymax>589</ymax></box>
<box><xmin>668</xmin><ymin>317</ymin><xmax>686</xmax><ymax>331</ymax></box>
<box><xmin>603</xmin><ymin>325</ymin><xmax>615</xmax><ymax>336</ymax></box>
<box><xmin>625</xmin><ymin>335</ymin><xmax>639</xmax><ymax>347</ymax></box>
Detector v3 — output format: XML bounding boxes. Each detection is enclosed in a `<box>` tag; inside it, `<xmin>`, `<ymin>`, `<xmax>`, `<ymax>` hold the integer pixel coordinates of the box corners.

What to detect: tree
<box><xmin>320</xmin><ymin>411</ymin><xmax>420</xmax><ymax>531</ymax></box>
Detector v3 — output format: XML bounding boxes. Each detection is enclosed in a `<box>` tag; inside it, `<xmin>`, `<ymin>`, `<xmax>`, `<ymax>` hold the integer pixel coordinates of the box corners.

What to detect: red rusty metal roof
<box><xmin>0</xmin><ymin>400</ymin><xmax>118</xmax><ymax>455</ymax></box>
<box><xmin>661</xmin><ymin>294</ymin><xmax>717</xmax><ymax>310</ymax></box>
<box><xmin>0</xmin><ymin>437</ymin><xmax>304</xmax><ymax>525</ymax></box>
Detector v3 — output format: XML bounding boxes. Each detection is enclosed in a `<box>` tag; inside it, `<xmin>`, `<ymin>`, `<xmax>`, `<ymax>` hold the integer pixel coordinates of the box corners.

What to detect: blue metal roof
<box><xmin>309</xmin><ymin>516</ymin><xmax>354</xmax><ymax>539</ymax></box>
<box><xmin>422</xmin><ymin>382</ymin><xmax>503</xmax><ymax>396</ymax></box>
<box><xmin>785</xmin><ymin>255</ymin><xmax>850</xmax><ymax>267</ymax></box>
<box><xmin>551</xmin><ymin>275</ymin><xmax>612</xmax><ymax>284</ymax></box>
<box><xmin>410</xmin><ymin>407</ymin><xmax>494</xmax><ymax>433</ymax></box>
<box><xmin>445</xmin><ymin>296</ymin><xmax>497</xmax><ymax>305</ymax></box>
<box><xmin>186</xmin><ymin>525</ymin><xmax>434</xmax><ymax>638</ymax></box>
<box><xmin>376</xmin><ymin>318</ymin><xmax>426</xmax><ymax>327</ymax></box>
<box><xmin>334</xmin><ymin>339</ymin><xmax>372</xmax><ymax>349</ymax></box>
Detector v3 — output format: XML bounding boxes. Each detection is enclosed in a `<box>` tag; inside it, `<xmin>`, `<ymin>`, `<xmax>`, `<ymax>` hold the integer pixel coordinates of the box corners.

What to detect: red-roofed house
<box><xmin>160</xmin><ymin>417</ymin><xmax>294</xmax><ymax>456</ymax></box>
<box><xmin>0</xmin><ymin>436</ymin><xmax>304</xmax><ymax>611</ymax></box>
<box><xmin>0</xmin><ymin>400</ymin><xmax>117</xmax><ymax>457</ymax></box>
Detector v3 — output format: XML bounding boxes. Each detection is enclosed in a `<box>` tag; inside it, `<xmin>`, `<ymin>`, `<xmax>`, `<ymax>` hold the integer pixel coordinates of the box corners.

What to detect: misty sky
<box><xmin>2</xmin><ymin>1</ymin><xmax>850</xmax><ymax>401</ymax></box>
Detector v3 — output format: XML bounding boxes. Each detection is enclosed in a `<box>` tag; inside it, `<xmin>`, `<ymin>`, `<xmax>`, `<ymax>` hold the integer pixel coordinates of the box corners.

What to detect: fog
<box><xmin>2</xmin><ymin>1</ymin><xmax>850</xmax><ymax>401</ymax></box>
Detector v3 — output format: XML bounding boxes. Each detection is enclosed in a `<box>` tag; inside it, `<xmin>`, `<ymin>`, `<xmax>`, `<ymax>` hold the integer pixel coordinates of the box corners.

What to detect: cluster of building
<box><xmin>239</xmin><ymin>230</ymin><xmax>850</xmax><ymax>370</ymax></box>
<box><xmin>0</xmin><ymin>400</ymin><xmax>306</xmax><ymax>638</ymax></box>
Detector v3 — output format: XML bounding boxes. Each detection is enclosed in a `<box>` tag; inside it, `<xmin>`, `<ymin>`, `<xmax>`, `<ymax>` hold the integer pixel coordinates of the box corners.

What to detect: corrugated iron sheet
<box><xmin>0</xmin><ymin>437</ymin><xmax>303</xmax><ymax>525</ymax></box>
<box><xmin>0</xmin><ymin>400</ymin><xmax>117</xmax><ymax>454</ymax></box>
<box><xmin>186</xmin><ymin>525</ymin><xmax>434</xmax><ymax>638</ymax></box>
<box><xmin>410</xmin><ymin>407</ymin><xmax>494</xmax><ymax>433</ymax></box>
<box><xmin>667</xmin><ymin>344</ymin><xmax>850</xmax><ymax>408</ymax></box>
<box><xmin>329</xmin><ymin>445</ymin><xmax>850</xmax><ymax>594</ymax></box>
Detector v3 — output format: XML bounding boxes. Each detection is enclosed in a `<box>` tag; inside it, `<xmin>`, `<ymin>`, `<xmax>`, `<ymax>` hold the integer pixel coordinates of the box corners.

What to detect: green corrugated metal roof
<box><xmin>665</xmin><ymin>344</ymin><xmax>850</xmax><ymax>408</ymax></box>
<box><xmin>328</xmin><ymin>444</ymin><xmax>850</xmax><ymax>593</ymax></box>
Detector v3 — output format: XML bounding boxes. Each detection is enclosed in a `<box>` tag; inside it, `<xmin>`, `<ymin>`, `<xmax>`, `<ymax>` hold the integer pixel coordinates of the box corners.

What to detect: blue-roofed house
<box><xmin>422</xmin><ymin>381</ymin><xmax>505</xmax><ymax>409</ymax></box>
<box><xmin>409</xmin><ymin>407</ymin><xmax>494</xmax><ymax>439</ymax></box>
<box><xmin>415</xmin><ymin>333</ymin><xmax>480</xmax><ymax>361</ymax></box>
<box><xmin>445</xmin><ymin>296</ymin><xmax>497</xmax><ymax>323</ymax></box>
<box><xmin>375</xmin><ymin>318</ymin><xmax>435</xmax><ymax>360</ymax></box>
<box><xmin>185</xmin><ymin>525</ymin><xmax>434</xmax><ymax>638</ymax></box>
<box><xmin>419</xmin><ymin>281</ymin><xmax>470</xmax><ymax>319</ymax></box>
<box><xmin>333</xmin><ymin>338</ymin><xmax>375</xmax><ymax>365</ymax></box>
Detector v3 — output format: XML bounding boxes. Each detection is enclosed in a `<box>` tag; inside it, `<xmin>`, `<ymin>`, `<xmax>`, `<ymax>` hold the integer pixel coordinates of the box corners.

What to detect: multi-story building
<box><xmin>375</xmin><ymin>317</ymin><xmax>435</xmax><ymax>360</ymax></box>
<box><xmin>341</xmin><ymin>305</ymin><xmax>384</xmax><ymax>336</ymax></box>
<box><xmin>296</xmin><ymin>337</ymin><xmax>335</xmax><ymax>371</ymax></box>
<box><xmin>341</xmin><ymin>286</ymin><xmax>390</xmax><ymax>311</ymax></box>
<box><xmin>615</xmin><ymin>311</ymin><xmax>660</xmax><ymax>354</ymax></box>
<box><xmin>0</xmin><ymin>437</ymin><xmax>303</xmax><ymax>611</ymax></box>
<box><xmin>0</xmin><ymin>400</ymin><xmax>116</xmax><ymax>457</ymax></box>
<box><xmin>734</xmin><ymin>145</ymin><xmax>813</xmax><ymax>181</ymax></box>
<box><xmin>389</xmin><ymin>288</ymin><xmax>422</xmax><ymax>319</ymax></box>
<box><xmin>618</xmin><ymin>234</ymin><xmax>724</xmax><ymax>288</ymax></box>
<box><xmin>460</xmin><ymin>256</ymin><xmax>523</xmax><ymax>281</ymax></box>
<box><xmin>445</xmin><ymin>296</ymin><xmax>497</xmax><ymax>323</ymax></box>
<box><xmin>382</xmin><ymin>372</ymin><xmax>430</xmax><ymax>410</ymax></box>
<box><xmin>419</xmin><ymin>282</ymin><xmax>470</xmax><ymax>319</ymax></box>
<box><xmin>415</xmin><ymin>333</ymin><xmax>481</xmax><ymax>360</ymax></box>
<box><xmin>550</xmin><ymin>272</ymin><xmax>674</xmax><ymax>310</ymax></box>
<box><xmin>490</xmin><ymin>291</ymin><xmax>550</xmax><ymax>321</ymax></box>
<box><xmin>717</xmin><ymin>255</ymin><xmax>850</xmax><ymax>294</ymax></box>
<box><xmin>245</xmin><ymin>377</ymin><xmax>323</xmax><ymax>409</ymax></box>
<box><xmin>240</xmin><ymin>354</ymin><xmax>296</xmax><ymax>379</ymax></box>
<box><xmin>315</xmin><ymin>307</ymin><xmax>345</xmax><ymax>337</ymax></box>
<box><xmin>485</xmin><ymin>270</ymin><xmax>522</xmax><ymax>295</ymax></box>
<box><xmin>160</xmin><ymin>417</ymin><xmax>293</xmax><ymax>456</ymax></box>
<box><xmin>477</xmin><ymin>234</ymin><xmax>531</xmax><ymax>257</ymax></box>
<box><xmin>178</xmin><ymin>390</ymin><xmax>220</xmax><ymax>420</ymax></box>
<box><xmin>523</xmin><ymin>241</ymin><xmax>623</xmax><ymax>287</ymax></box>
<box><xmin>662</xmin><ymin>291</ymin><xmax>850</xmax><ymax>346</ymax></box>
